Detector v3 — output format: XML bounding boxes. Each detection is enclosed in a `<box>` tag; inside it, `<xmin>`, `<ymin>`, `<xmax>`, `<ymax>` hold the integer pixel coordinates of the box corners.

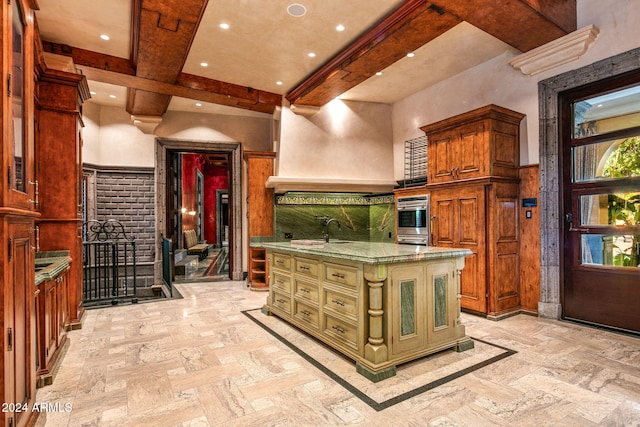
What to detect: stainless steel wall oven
<box><xmin>396</xmin><ymin>195</ymin><xmax>429</xmax><ymax>245</ymax></box>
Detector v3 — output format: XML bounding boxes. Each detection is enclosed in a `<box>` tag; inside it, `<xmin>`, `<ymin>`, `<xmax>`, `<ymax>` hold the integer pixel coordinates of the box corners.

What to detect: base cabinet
<box><xmin>431</xmin><ymin>181</ymin><xmax>520</xmax><ymax>317</ymax></box>
<box><xmin>264</xmin><ymin>249</ymin><xmax>472</xmax><ymax>381</ymax></box>
<box><xmin>2</xmin><ymin>217</ymin><xmax>39</xmax><ymax>427</ymax></box>
<box><xmin>36</xmin><ymin>266</ymin><xmax>70</xmax><ymax>387</ymax></box>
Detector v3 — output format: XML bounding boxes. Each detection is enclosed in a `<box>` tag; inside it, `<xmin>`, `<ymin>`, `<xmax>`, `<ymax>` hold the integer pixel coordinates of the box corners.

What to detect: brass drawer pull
<box><xmin>300</xmin><ymin>310</ymin><xmax>311</xmax><ymax>317</ymax></box>
<box><xmin>300</xmin><ymin>288</ymin><xmax>310</xmax><ymax>293</ymax></box>
<box><xmin>276</xmin><ymin>298</ymin><xmax>286</xmax><ymax>304</ymax></box>
<box><xmin>331</xmin><ymin>273</ymin><xmax>345</xmax><ymax>279</ymax></box>
<box><xmin>299</xmin><ymin>265</ymin><xmax>310</xmax><ymax>271</ymax></box>
<box><xmin>276</xmin><ymin>279</ymin><xmax>285</xmax><ymax>285</ymax></box>
<box><xmin>332</xmin><ymin>325</ymin><xmax>346</xmax><ymax>334</ymax></box>
<box><xmin>276</xmin><ymin>260</ymin><xmax>285</xmax><ymax>266</ymax></box>
<box><xmin>331</xmin><ymin>299</ymin><xmax>345</xmax><ymax>307</ymax></box>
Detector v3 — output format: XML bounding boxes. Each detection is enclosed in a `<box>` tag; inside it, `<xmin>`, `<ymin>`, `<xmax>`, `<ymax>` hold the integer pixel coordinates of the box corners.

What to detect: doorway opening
<box><xmin>155</xmin><ymin>139</ymin><xmax>243</xmax><ymax>284</ymax></box>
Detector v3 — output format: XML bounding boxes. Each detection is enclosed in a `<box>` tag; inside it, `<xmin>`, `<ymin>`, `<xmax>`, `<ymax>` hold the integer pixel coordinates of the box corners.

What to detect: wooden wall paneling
<box><xmin>518</xmin><ymin>165</ymin><xmax>540</xmax><ymax>314</ymax></box>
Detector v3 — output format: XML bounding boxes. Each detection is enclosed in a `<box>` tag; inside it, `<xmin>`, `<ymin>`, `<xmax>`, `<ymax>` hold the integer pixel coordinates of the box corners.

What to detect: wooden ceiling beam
<box><xmin>42</xmin><ymin>41</ymin><xmax>136</xmax><ymax>75</ymax></box>
<box><xmin>286</xmin><ymin>0</ymin><xmax>576</xmax><ymax>108</ymax></box>
<box><xmin>76</xmin><ymin>65</ymin><xmax>281</xmax><ymax>114</ymax></box>
<box><xmin>41</xmin><ymin>41</ymin><xmax>282</xmax><ymax>114</ymax></box>
<box><xmin>432</xmin><ymin>0</ymin><xmax>576</xmax><ymax>52</ymax></box>
<box><xmin>127</xmin><ymin>0</ymin><xmax>209</xmax><ymax>116</ymax></box>
<box><xmin>286</xmin><ymin>0</ymin><xmax>461</xmax><ymax>106</ymax></box>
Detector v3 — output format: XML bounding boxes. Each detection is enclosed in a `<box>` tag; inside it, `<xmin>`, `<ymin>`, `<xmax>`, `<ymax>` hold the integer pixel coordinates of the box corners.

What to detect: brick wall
<box><xmin>94</xmin><ymin>170</ymin><xmax>155</xmax><ymax>263</ymax></box>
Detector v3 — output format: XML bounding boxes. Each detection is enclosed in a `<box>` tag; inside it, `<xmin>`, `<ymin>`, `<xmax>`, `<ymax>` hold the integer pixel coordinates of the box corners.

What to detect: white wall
<box><xmin>277</xmin><ymin>99</ymin><xmax>394</xmax><ymax>180</ymax></box>
<box><xmin>390</xmin><ymin>0</ymin><xmax>640</xmax><ymax>181</ymax></box>
<box><xmin>81</xmin><ymin>105</ymin><xmax>273</xmax><ymax>167</ymax></box>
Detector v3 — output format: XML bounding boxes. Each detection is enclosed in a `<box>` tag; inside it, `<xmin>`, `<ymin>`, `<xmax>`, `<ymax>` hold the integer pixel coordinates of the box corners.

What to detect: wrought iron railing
<box><xmin>161</xmin><ymin>235</ymin><xmax>173</xmax><ymax>297</ymax></box>
<box><xmin>82</xmin><ymin>219</ymin><xmax>138</xmax><ymax>306</ymax></box>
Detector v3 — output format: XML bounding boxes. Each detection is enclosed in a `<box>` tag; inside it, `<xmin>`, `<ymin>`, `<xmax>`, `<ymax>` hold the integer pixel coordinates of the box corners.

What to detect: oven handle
<box><xmin>430</xmin><ymin>216</ymin><xmax>437</xmax><ymax>246</ymax></box>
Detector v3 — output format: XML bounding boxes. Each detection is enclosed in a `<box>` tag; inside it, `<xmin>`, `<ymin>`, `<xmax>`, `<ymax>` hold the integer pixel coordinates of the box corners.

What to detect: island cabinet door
<box><xmin>388</xmin><ymin>264</ymin><xmax>426</xmax><ymax>357</ymax></box>
<box><xmin>425</xmin><ymin>260</ymin><xmax>459</xmax><ymax>346</ymax></box>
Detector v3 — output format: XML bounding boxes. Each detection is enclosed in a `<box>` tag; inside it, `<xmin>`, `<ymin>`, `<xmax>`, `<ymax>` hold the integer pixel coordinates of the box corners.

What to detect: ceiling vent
<box><xmin>287</xmin><ymin>4</ymin><xmax>307</xmax><ymax>17</ymax></box>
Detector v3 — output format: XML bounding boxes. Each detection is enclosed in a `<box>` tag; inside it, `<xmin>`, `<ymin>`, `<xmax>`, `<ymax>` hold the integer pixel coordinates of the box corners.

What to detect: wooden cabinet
<box><xmin>244</xmin><ymin>151</ymin><xmax>276</xmax><ymax>291</ymax></box>
<box><xmin>36</xmin><ymin>266</ymin><xmax>70</xmax><ymax>386</ymax></box>
<box><xmin>423</xmin><ymin>105</ymin><xmax>524</xmax><ymax>318</ymax></box>
<box><xmin>431</xmin><ymin>185</ymin><xmax>487</xmax><ymax>313</ymax></box>
<box><xmin>2</xmin><ymin>219</ymin><xmax>38</xmax><ymax>427</ymax></box>
<box><xmin>421</xmin><ymin>105</ymin><xmax>524</xmax><ymax>184</ymax></box>
<box><xmin>1</xmin><ymin>1</ymin><xmax>40</xmax><ymax>425</ymax></box>
<box><xmin>35</xmin><ymin>64</ymin><xmax>90</xmax><ymax>328</ymax></box>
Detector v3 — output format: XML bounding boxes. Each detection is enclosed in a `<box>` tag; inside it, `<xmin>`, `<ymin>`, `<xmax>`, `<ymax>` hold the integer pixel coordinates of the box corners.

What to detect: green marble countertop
<box><xmin>35</xmin><ymin>251</ymin><xmax>72</xmax><ymax>285</ymax></box>
<box><xmin>253</xmin><ymin>239</ymin><xmax>472</xmax><ymax>265</ymax></box>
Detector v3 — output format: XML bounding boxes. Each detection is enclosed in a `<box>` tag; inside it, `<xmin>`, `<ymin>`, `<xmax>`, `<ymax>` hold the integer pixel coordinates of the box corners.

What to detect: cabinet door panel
<box><xmin>432</xmin><ymin>187</ymin><xmax>487</xmax><ymax>313</ymax></box>
<box><xmin>389</xmin><ymin>264</ymin><xmax>426</xmax><ymax>357</ymax></box>
<box><xmin>458</xmin><ymin>196</ymin><xmax>481</xmax><ymax>246</ymax></box>
<box><xmin>433</xmin><ymin>198</ymin><xmax>455</xmax><ymax>245</ymax></box>
<box><xmin>7</xmin><ymin>221</ymin><xmax>35</xmax><ymax>427</ymax></box>
<box><xmin>458</xmin><ymin>122</ymin><xmax>484</xmax><ymax>178</ymax></box>
<box><xmin>430</xmin><ymin>132</ymin><xmax>455</xmax><ymax>182</ymax></box>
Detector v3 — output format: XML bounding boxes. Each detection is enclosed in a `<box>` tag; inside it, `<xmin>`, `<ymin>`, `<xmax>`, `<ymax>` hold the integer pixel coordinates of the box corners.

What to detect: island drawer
<box><xmin>294</xmin><ymin>278</ymin><xmax>319</xmax><ymax>303</ymax></box>
<box><xmin>324</xmin><ymin>314</ymin><xmax>359</xmax><ymax>352</ymax></box>
<box><xmin>294</xmin><ymin>301</ymin><xmax>319</xmax><ymax>330</ymax></box>
<box><xmin>324</xmin><ymin>262</ymin><xmax>359</xmax><ymax>289</ymax></box>
<box><xmin>271</xmin><ymin>290</ymin><xmax>291</xmax><ymax>314</ymax></box>
<box><xmin>295</xmin><ymin>257</ymin><xmax>319</xmax><ymax>278</ymax></box>
<box><xmin>273</xmin><ymin>253</ymin><xmax>292</xmax><ymax>271</ymax></box>
<box><xmin>323</xmin><ymin>287</ymin><xmax>358</xmax><ymax>321</ymax></box>
<box><xmin>272</xmin><ymin>273</ymin><xmax>291</xmax><ymax>294</ymax></box>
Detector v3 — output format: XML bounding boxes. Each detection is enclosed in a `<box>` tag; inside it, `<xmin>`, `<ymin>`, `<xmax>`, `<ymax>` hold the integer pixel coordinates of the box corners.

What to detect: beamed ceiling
<box><xmin>35</xmin><ymin>0</ymin><xmax>576</xmax><ymax>116</ymax></box>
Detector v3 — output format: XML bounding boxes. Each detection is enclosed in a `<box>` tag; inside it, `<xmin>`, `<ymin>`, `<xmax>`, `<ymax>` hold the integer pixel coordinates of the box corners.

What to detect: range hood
<box><xmin>265</xmin><ymin>176</ymin><xmax>397</xmax><ymax>194</ymax></box>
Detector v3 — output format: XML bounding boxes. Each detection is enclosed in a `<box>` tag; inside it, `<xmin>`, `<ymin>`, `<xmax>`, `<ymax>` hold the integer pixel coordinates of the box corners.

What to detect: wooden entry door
<box><xmin>431</xmin><ymin>185</ymin><xmax>487</xmax><ymax>313</ymax></box>
<box><xmin>561</xmin><ymin>79</ymin><xmax>640</xmax><ymax>334</ymax></box>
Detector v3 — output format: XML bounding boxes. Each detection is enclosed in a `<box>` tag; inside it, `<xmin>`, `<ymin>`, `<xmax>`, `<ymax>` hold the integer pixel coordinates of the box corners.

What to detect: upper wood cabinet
<box><xmin>2</xmin><ymin>0</ymin><xmax>36</xmax><ymax>210</ymax></box>
<box><xmin>420</xmin><ymin>105</ymin><xmax>524</xmax><ymax>184</ymax></box>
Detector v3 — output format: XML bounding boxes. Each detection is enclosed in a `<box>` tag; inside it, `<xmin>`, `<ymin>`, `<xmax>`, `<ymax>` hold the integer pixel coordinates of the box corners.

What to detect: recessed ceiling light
<box><xmin>376</xmin><ymin>72</ymin><xmax>382</xmax><ymax>76</ymax></box>
<box><xmin>109</xmin><ymin>94</ymin><xmax>116</xmax><ymax>99</ymax></box>
<box><xmin>287</xmin><ymin>4</ymin><xmax>307</xmax><ymax>17</ymax></box>
<box><xmin>200</xmin><ymin>62</ymin><xmax>208</xmax><ymax>67</ymax></box>
<box><xmin>308</xmin><ymin>52</ymin><xmax>316</xmax><ymax>58</ymax></box>
<box><xmin>90</xmin><ymin>91</ymin><xmax>97</xmax><ymax>95</ymax></box>
<box><xmin>100</xmin><ymin>34</ymin><xmax>110</xmax><ymax>41</ymax></box>
<box><xmin>407</xmin><ymin>52</ymin><xmax>415</xmax><ymax>58</ymax></box>
<box><xmin>336</xmin><ymin>24</ymin><xmax>345</xmax><ymax>32</ymax></box>
<box><xmin>276</xmin><ymin>81</ymin><xmax>283</xmax><ymax>85</ymax></box>
<box><xmin>195</xmin><ymin>102</ymin><xmax>202</xmax><ymax>107</ymax></box>
<box><xmin>220</xmin><ymin>23</ymin><xmax>229</xmax><ymax>30</ymax></box>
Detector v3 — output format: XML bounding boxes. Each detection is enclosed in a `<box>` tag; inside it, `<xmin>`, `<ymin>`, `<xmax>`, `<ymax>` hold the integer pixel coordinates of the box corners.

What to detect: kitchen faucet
<box><xmin>316</xmin><ymin>216</ymin><xmax>342</xmax><ymax>242</ymax></box>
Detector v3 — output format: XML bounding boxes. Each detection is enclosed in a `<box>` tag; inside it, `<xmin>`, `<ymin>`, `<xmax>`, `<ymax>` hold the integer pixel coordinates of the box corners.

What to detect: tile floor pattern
<box><xmin>37</xmin><ymin>281</ymin><xmax>640</xmax><ymax>426</ymax></box>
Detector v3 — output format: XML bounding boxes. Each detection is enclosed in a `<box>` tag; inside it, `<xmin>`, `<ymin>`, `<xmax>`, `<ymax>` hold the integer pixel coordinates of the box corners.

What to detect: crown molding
<box><xmin>509</xmin><ymin>25</ymin><xmax>600</xmax><ymax>76</ymax></box>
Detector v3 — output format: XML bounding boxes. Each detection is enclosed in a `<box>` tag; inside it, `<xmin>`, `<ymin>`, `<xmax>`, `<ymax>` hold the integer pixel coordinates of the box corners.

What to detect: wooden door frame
<box><xmin>155</xmin><ymin>138</ymin><xmax>243</xmax><ymax>281</ymax></box>
<box><xmin>539</xmin><ymin>47</ymin><xmax>640</xmax><ymax>319</ymax></box>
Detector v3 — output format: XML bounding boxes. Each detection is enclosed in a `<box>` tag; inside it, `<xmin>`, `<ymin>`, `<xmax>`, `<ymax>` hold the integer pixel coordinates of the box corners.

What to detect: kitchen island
<box><xmin>256</xmin><ymin>240</ymin><xmax>474</xmax><ymax>381</ymax></box>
